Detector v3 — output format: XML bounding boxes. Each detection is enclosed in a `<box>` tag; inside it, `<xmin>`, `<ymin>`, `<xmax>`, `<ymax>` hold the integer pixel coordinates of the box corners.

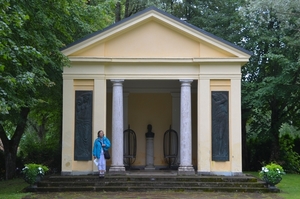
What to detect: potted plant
<box><xmin>22</xmin><ymin>163</ymin><xmax>49</xmax><ymax>186</ymax></box>
<box><xmin>259</xmin><ymin>162</ymin><xmax>285</xmax><ymax>187</ymax></box>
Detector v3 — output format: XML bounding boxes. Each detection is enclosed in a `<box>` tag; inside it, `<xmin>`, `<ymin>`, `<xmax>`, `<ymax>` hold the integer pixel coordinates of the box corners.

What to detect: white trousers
<box><xmin>97</xmin><ymin>150</ymin><xmax>106</xmax><ymax>172</ymax></box>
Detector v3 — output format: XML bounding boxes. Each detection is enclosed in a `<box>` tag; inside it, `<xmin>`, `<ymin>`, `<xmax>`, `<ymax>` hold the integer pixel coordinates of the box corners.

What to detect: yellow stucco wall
<box><xmin>71</xmin><ymin>20</ymin><xmax>234</xmax><ymax>58</ymax></box>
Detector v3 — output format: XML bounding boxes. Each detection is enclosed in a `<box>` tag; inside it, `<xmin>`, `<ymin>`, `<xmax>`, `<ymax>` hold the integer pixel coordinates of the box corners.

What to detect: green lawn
<box><xmin>0</xmin><ymin>178</ymin><xmax>30</xmax><ymax>199</ymax></box>
<box><xmin>0</xmin><ymin>174</ymin><xmax>299</xmax><ymax>199</ymax></box>
<box><xmin>246</xmin><ymin>171</ymin><xmax>300</xmax><ymax>199</ymax></box>
<box><xmin>277</xmin><ymin>173</ymin><xmax>300</xmax><ymax>199</ymax></box>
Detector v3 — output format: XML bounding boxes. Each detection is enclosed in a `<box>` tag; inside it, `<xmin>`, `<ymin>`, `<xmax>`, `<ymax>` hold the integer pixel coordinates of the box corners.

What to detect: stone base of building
<box><xmin>197</xmin><ymin>171</ymin><xmax>245</xmax><ymax>176</ymax></box>
<box><xmin>177</xmin><ymin>166</ymin><xmax>195</xmax><ymax>175</ymax></box>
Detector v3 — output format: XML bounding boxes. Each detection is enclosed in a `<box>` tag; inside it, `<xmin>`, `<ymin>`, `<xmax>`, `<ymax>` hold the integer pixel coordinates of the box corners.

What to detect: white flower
<box><xmin>22</xmin><ymin>166</ymin><xmax>28</xmax><ymax>171</ymax></box>
<box><xmin>262</xmin><ymin>167</ymin><xmax>269</xmax><ymax>172</ymax></box>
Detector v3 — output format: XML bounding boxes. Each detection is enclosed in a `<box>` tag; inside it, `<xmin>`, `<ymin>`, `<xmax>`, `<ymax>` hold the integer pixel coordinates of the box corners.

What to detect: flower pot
<box><xmin>263</xmin><ymin>176</ymin><xmax>282</xmax><ymax>187</ymax></box>
<box><xmin>35</xmin><ymin>175</ymin><xmax>42</xmax><ymax>183</ymax></box>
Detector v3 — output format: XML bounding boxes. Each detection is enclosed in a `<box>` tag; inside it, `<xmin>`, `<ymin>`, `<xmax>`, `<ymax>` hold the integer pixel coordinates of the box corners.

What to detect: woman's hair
<box><xmin>97</xmin><ymin>130</ymin><xmax>104</xmax><ymax>137</ymax></box>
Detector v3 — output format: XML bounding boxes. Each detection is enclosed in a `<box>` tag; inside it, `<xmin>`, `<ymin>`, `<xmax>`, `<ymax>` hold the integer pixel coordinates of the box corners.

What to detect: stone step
<box><xmin>25</xmin><ymin>174</ymin><xmax>279</xmax><ymax>193</ymax></box>
<box><xmin>26</xmin><ymin>185</ymin><xmax>278</xmax><ymax>193</ymax></box>
<box><xmin>47</xmin><ymin>175</ymin><xmax>258</xmax><ymax>183</ymax></box>
<box><xmin>38</xmin><ymin>180</ymin><xmax>266</xmax><ymax>188</ymax></box>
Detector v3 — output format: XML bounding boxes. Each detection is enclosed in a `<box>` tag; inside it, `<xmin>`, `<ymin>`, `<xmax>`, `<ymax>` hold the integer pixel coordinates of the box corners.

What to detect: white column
<box><xmin>109</xmin><ymin>80</ymin><xmax>126</xmax><ymax>174</ymax></box>
<box><xmin>178</xmin><ymin>80</ymin><xmax>195</xmax><ymax>175</ymax></box>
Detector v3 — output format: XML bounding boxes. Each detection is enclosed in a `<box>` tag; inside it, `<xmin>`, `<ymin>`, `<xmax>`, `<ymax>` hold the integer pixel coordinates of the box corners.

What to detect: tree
<box><xmin>240</xmin><ymin>0</ymin><xmax>300</xmax><ymax>163</ymax></box>
<box><xmin>0</xmin><ymin>0</ymin><xmax>115</xmax><ymax>180</ymax></box>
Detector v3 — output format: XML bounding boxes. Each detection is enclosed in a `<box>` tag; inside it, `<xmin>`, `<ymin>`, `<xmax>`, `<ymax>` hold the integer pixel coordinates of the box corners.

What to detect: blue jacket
<box><xmin>92</xmin><ymin>136</ymin><xmax>111</xmax><ymax>159</ymax></box>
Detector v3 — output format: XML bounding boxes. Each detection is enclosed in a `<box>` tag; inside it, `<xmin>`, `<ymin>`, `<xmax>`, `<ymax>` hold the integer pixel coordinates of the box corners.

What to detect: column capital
<box><xmin>111</xmin><ymin>79</ymin><xmax>124</xmax><ymax>84</ymax></box>
<box><xmin>179</xmin><ymin>79</ymin><xmax>193</xmax><ymax>86</ymax></box>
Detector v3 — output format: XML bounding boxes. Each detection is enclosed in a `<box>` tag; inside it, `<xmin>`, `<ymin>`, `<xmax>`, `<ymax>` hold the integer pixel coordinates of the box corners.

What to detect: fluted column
<box><xmin>109</xmin><ymin>80</ymin><xmax>126</xmax><ymax>174</ymax></box>
<box><xmin>178</xmin><ymin>80</ymin><xmax>195</xmax><ymax>175</ymax></box>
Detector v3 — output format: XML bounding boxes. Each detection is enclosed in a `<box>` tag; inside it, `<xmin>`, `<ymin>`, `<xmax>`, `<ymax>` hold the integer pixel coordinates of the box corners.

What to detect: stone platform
<box><xmin>25</xmin><ymin>170</ymin><xmax>279</xmax><ymax>193</ymax></box>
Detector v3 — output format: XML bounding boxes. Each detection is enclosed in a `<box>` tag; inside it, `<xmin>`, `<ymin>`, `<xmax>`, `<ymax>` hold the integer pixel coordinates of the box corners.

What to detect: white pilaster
<box><xmin>61</xmin><ymin>79</ymin><xmax>74</xmax><ymax>175</ymax></box>
<box><xmin>93</xmin><ymin>78</ymin><xmax>106</xmax><ymax>172</ymax></box>
<box><xmin>109</xmin><ymin>80</ymin><xmax>126</xmax><ymax>174</ymax></box>
<box><xmin>197</xmin><ymin>78</ymin><xmax>211</xmax><ymax>174</ymax></box>
<box><xmin>178</xmin><ymin>80</ymin><xmax>195</xmax><ymax>175</ymax></box>
<box><xmin>231</xmin><ymin>78</ymin><xmax>242</xmax><ymax>174</ymax></box>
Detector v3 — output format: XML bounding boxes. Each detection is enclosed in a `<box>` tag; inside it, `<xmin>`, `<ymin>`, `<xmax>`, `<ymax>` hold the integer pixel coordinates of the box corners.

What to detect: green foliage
<box><xmin>21</xmin><ymin>163</ymin><xmax>49</xmax><ymax>185</ymax></box>
<box><xmin>246</xmin><ymin>123</ymin><xmax>300</xmax><ymax>172</ymax></box>
<box><xmin>259</xmin><ymin>162</ymin><xmax>285</xmax><ymax>186</ymax></box>
<box><xmin>240</xmin><ymin>0</ymin><xmax>300</xmax><ymax>163</ymax></box>
<box><xmin>19</xmin><ymin>129</ymin><xmax>61</xmax><ymax>171</ymax></box>
<box><xmin>280</xmin><ymin>124</ymin><xmax>300</xmax><ymax>172</ymax></box>
<box><xmin>246</xmin><ymin>136</ymin><xmax>273</xmax><ymax>171</ymax></box>
<box><xmin>0</xmin><ymin>0</ymin><xmax>115</xmax><ymax>179</ymax></box>
<box><xmin>279</xmin><ymin>134</ymin><xmax>300</xmax><ymax>173</ymax></box>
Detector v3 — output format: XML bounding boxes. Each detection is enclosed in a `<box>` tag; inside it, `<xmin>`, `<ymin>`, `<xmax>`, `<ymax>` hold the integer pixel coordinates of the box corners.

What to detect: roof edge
<box><xmin>61</xmin><ymin>6</ymin><xmax>252</xmax><ymax>56</ymax></box>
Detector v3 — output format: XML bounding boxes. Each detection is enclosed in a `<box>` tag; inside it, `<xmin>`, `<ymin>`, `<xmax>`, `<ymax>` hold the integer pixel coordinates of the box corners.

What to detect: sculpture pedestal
<box><xmin>145</xmin><ymin>137</ymin><xmax>155</xmax><ymax>170</ymax></box>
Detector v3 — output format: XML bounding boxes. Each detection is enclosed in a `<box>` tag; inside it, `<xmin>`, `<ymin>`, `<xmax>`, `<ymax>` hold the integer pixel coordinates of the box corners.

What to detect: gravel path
<box><xmin>22</xmin><ymin>191</ymin><xmax>284</xmax><ymax>199</ymax></box>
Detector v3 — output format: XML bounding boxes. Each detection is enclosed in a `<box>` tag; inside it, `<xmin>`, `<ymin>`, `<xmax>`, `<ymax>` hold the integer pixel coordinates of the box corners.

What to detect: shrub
<box><xmin>259</xmin><ymin>162</ymin><xmax>285</xmax><ymax>186</ymax></box>
<box><xmin>21</xmin><ymin>163</ymin><xmax>49</xmax><ymax>185</ymax></box>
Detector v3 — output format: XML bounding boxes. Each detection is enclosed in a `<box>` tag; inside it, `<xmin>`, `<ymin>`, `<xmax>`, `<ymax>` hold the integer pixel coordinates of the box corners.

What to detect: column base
<box><xmin>178</xmin><ymin>166</ymin><xmax>195</xmax><ymax>176</ymax></box>
<box><xmin>108</xmin><ymin>166</ymin><xmax>126</xmax><ymax>175</ymax></box>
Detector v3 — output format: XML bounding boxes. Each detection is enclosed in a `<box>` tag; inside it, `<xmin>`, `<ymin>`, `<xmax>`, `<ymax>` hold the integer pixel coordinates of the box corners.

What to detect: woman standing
<box><xmin>93</xmin><ymin>130</ymin><xmax>111</xmax><ymax>178</ymax></box>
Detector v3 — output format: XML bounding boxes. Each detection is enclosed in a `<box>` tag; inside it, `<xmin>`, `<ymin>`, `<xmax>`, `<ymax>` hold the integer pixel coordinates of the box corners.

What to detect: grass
<box><xmin>0</xmin><ymin>173</ymin><xmax>299</xmax><ymax>199</ymax></box>
<box><xmin>277</xmin><ymin>173</ymin><xmax>300</xmax><ymax>199</ymax></box>
<box><xmin>246</xmin><ymin>171</ymin><xmax>300</xmax><ymax>199</ymax></box>
<box><xmin>0</xmin><ymin>178</ymin><xmax>30</xmax><ymax>199</ymax></box>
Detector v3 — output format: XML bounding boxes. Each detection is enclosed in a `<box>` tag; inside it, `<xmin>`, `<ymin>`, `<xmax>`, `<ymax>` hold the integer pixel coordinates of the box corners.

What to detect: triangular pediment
<box><xmin>62</xmin><ymin>7</ymin><xmax>251</xmax><ymax>60</ymax></box>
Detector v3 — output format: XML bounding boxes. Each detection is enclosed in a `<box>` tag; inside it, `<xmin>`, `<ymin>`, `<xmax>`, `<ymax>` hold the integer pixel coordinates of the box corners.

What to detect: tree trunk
<box><xmin>0</xmin><ymin>107</ymin><xmax>30</xmax><ymax>179</ymax></box>
<box><xmin>269</xmin><ymin>102</ymin><xmax>281</xmax><ymax>162</ymax></box>
<box><xmin>270</xmin><ymin>130</ymin><xmax>280</xmax><ymax>162</ymax></box>
<box><xmin>4</xmin><ymin>145</ymin><xmax>17</xmax><ymax>180</ymax></box>
<box><xmin>115</xmin><ymin>1</ymin><xmax>121</xmax><ymax>22</ymax></box>
<box><xmin>125</xmin><ymin>0</ymin><xmax>130</xmax><ymax>18</ymax></box>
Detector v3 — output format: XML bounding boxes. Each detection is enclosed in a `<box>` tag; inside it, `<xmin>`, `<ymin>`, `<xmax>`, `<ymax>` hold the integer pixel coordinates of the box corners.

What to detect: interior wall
<box><xmin>128</xmin><ymin>93</ymin><xmax>172</xmax><ymax>167</ymax></box>
<box><xmin>191</xmin><ymin>93</ymin><xmax>198</xmax><ymax>166</ymax></box>
<box><xmin>105</xmin><ymin>92</ymin><xmax>112</xmax><ymax>166</ymax></box>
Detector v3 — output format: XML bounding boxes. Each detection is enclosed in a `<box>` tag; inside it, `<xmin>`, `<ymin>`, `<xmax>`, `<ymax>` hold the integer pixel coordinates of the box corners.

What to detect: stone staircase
<box><xmin>25</xmin><ymin>171</ymin><xmax>279</xmax><ymax>193</ymax></box>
